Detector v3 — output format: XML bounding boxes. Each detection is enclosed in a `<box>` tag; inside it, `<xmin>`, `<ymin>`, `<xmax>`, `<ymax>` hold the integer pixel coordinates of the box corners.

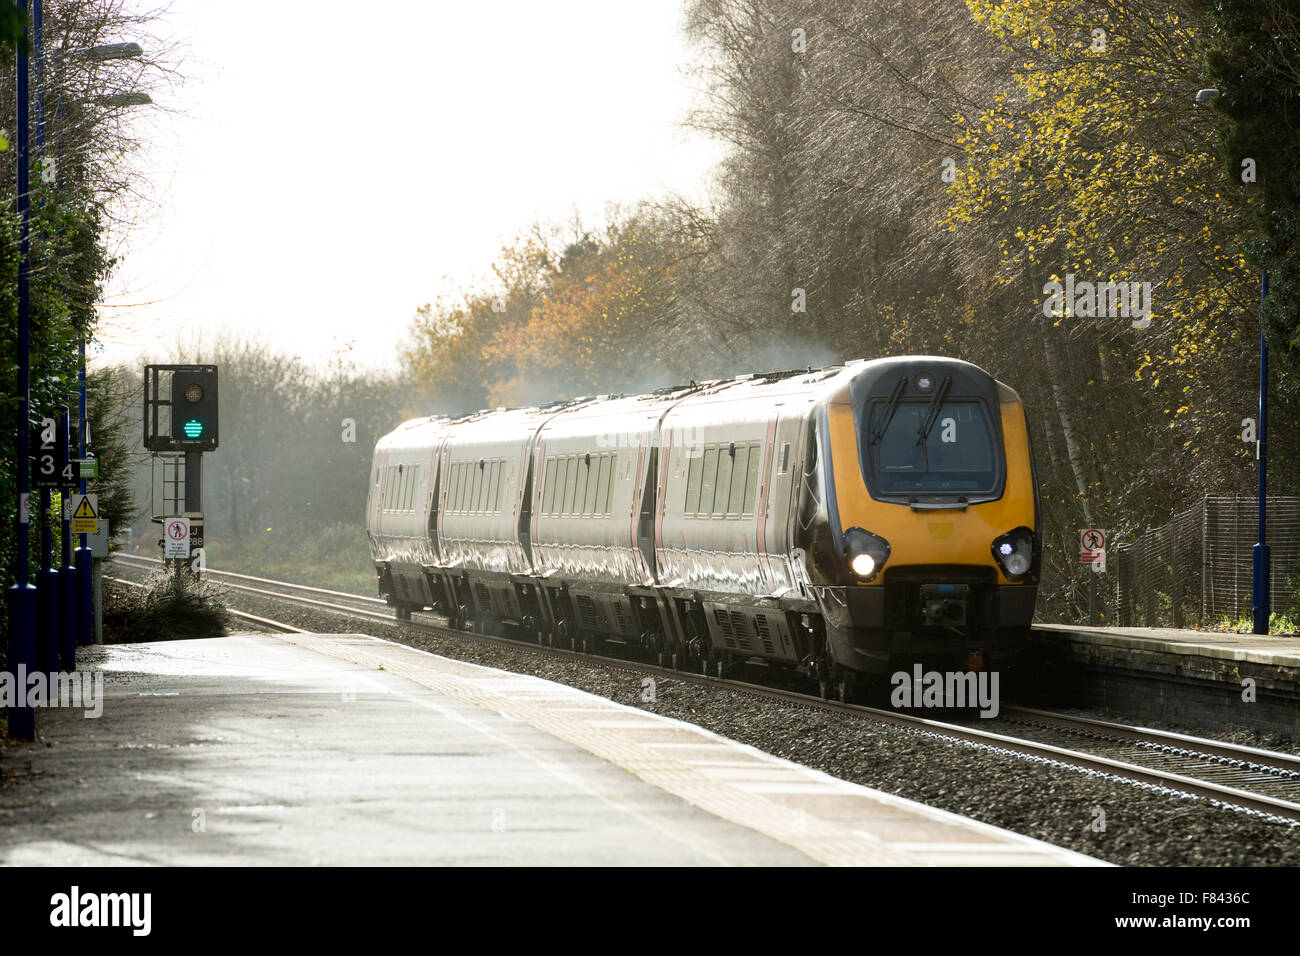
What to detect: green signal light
<box><xmin>183</xmin><ymin>419</ymin><xmax>204</xmax><ymax>439</ymax></box>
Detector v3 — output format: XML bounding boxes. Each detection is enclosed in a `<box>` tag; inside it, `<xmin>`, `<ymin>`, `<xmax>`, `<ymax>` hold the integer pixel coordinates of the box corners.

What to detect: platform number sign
<box><xmin>33</xmin><ymin>417</ymin><xmax>75</xmax><ymax>488</ymax></box>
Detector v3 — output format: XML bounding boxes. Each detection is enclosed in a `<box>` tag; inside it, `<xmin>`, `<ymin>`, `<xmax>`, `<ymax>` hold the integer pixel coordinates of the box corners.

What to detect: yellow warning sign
<box><xmin>70</xmin><ymin>493</ymin><xmax>99</xmax><ymax>534</ymax></box>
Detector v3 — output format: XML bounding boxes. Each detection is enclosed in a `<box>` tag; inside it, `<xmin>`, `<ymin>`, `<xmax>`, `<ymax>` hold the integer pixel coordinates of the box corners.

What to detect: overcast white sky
<box><xmin>95</xmin><ymin>0</ymin><xmax>721</xmax><ymax>372</ymax></box>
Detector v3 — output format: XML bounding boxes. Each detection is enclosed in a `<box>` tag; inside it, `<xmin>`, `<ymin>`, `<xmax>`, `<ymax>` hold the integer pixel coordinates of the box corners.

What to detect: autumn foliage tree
<box><xmin>398</xmin><ymin>0</ymin><xmax>1298</xmax><ymax>622</ymax></box>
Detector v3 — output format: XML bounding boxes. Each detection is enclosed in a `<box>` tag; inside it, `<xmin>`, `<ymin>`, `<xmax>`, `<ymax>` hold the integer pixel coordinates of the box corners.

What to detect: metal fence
<box><xmin>1113</xmin><ymin>496</ymin><xmax>1300</xmax><ymax>628</ymax></box>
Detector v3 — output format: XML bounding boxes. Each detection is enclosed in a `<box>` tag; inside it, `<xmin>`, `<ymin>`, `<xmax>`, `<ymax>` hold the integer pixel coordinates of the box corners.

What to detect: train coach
<box><xmin>366</xmin><ymin>356</ymin><xmax>1040</xmax><ymax>699</ymax></box>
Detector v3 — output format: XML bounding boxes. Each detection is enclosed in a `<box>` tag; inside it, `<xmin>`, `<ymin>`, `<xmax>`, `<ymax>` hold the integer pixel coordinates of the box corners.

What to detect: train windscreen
<box><xmin>863</xmin><ymin>399</ymin><xmax>998</xmax><ymax>495</ymax></box>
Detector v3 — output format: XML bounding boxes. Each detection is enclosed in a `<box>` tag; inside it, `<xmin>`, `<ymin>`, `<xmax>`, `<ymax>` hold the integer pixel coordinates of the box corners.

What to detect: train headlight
<box><xmin>992</xmin><ymin>528</ymin><xmax>1035</xmax><ymax>581</ymax></box>
<box><xmin>844</xmin><ymin>527</ymin><xmax>890</xmax><ymax>582</ymax></box>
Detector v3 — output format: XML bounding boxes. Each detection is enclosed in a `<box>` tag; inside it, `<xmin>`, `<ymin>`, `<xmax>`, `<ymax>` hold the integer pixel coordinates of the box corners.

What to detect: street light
<box><xmin>96</xmin><ymin>91</ymin><xmax>152</xmax><ymax>107</ymax></box>
<box><xmin>1195</xmin><ymin>86</ymin><xmax>1271</xmax><ymax>635</ymax></box>
<box><xmin>83</xmin><ymin>42</ymin><xmax>143</xmax><ymax>62</ymax></box>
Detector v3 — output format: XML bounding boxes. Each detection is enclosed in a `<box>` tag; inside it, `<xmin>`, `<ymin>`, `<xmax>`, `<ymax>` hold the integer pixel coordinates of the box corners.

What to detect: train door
<box><xmin>762</xmin><ymin>408</ymin><xmax>808</xmax><ymax>595</ymax></box>
<box><xmin>368</xmin><ymin>447</ymin><xmax>388</xmax><ymax>546</ymax></box>
<box><xmin>517</xmin><ymin>439</ymin><xmax>536</xmax><ymax>570</ymax></box>
<box><xmin>635</xmin><ymin>445</ymin><xmax>657</xmax><ymax>576</ymax></box>
<box><xmin>426</xmin><ymin>439</ymin><xmax>444</xmax><ymax>561</ymax></box>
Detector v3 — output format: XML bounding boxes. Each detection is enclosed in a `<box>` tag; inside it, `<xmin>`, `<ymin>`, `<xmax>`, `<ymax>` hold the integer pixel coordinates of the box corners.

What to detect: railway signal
<box><xmin>170</xmin><ymin>367</ymin><xmax>219</xmax><ymax>448</ymax></box>
<box><xmin>144</xmin><ymin>364</ymin><xmax>218</xmax><ymax>573</ymax></box>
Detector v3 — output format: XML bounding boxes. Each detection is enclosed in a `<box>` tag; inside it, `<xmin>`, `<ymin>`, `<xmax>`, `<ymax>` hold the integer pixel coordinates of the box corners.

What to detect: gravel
<box><xmin>196</xmin><ymin>584</ymin><xmax>1300</xmax><ymax>867</ymax></box>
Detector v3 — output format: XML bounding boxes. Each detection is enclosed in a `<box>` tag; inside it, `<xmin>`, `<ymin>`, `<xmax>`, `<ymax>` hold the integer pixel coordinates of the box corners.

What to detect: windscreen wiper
<box><xmin>869</xmin><ymin>376</ymin><xmax>908</xmax><ymax>446</ymax></box>
<box><xmin>915</xmin><ymin>375</ymin><xmax>952</xmax><ymax>446</ymax></box>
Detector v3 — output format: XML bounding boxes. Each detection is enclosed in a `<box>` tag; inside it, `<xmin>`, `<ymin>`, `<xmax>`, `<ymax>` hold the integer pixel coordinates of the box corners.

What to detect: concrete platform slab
<box><xmin>0</xmin><ymin>633</ymin><xmax>1103</xmax><ymax>866</ymax></box>
<box><xmin>1035</xmin><ymin>624</ymin><xmax>1300</xmax><ymax>738</ymax></box>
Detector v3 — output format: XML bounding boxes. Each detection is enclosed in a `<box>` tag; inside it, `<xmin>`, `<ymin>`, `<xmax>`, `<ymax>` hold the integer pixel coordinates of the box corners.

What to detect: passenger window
<box><xmin>470</xmin><ymin>465</ymin><xmax>486</xmax><ymax>512</ymax></box>
<box><xmin>728</xmin><ymin>445</ymin><xmax>749</xmax><ymax>515</ymax></box>
<box><xmin>573</xmin><ymin>456</ymin><xmax>589</xmax><ymax>515</ymax></box>
<box><xmin>699</xmin><ymin>447</ymin><xmax>719</xmax><ymax>516</ymax></box>
<box><xmin>563</xmin><ymin>457</ymin><xmax>578</xmax><ymax>514</ymax></box>
<box><xmin>488</xmin><ymin>461</ymin><xmax>501</xmax><ymax>514</ymax></box>
<box><xmin>584</xmin><ymin>457</ymin><xmax>599</xmax><ymax>515</ymax></box>
<box><xmin>597</xmin><ymin>454</ymin><xmax>613</xmax><ymax>514</ymax></box>
<box><xmin>542</xmin><ymin>458</ymin><xmax>558</xmax><ymax>514</ymax></box>
<box><xmin>476</xmin><ymin>463</ymin><xmax>490</xmax><ymax>513</ymax></box>
<box><xmin>685</xmin><ymin>450</ymin><xmax>703</xmax><ymax>514</ymax></box>
<box><xmin>744</xmin><ymin>443</ymin><xmax>761</xmax><ymax>514</ymax></box>
<box><xmin>714</xmin><ymin>448</ymin><xmax>733</xmax><ymax>515</ymax></box>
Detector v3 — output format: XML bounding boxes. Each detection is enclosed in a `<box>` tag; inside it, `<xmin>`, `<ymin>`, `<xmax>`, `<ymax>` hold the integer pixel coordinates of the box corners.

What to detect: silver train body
<box><xmin>366</xmin><ymin>357</ymin><xmax>1040</xmax><ymax>688</ymax></box>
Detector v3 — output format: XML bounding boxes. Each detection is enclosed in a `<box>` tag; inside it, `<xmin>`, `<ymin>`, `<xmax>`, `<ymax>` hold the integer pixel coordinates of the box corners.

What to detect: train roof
<box><xmin>374</xmin><ymin>356</ymin><xmax>1006</xmax><ymax>451</ymax></box>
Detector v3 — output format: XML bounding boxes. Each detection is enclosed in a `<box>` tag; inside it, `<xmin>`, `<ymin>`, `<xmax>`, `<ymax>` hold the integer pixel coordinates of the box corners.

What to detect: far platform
<box><xmin>0</xmin><ymin>632</ymin><xmax>1099</xmax><ymax>867</ymax></box>
<box><xmin>1033</xmin><ymin>623</ymin><xmax>1300</xmax><ymax>739</ymax></box>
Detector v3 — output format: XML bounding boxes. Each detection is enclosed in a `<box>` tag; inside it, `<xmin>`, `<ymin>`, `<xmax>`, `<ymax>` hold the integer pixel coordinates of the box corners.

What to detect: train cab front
<box><xmin>814</xmin><ymin>357</ymin><xmax>1040</xmax><ymax>675</ymax></box>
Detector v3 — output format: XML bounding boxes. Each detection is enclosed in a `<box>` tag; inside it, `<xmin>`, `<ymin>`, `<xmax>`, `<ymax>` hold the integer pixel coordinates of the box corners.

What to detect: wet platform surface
<box><xmin>0</xmin><ymin>633</ymin><xmax>1102</xmax><ymax>866</ymax></box>
<box><xmin>1036</xmin><ymin>623</ymin><xmax>1300</xmax><ymax>667</ymax></box>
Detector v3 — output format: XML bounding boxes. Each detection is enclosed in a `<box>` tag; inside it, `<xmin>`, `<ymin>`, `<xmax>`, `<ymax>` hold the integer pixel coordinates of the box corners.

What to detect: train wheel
<box><xmin>836</xmin><ymin>667</ymin><xmax>856</xmax><ymax>704</ymax></box>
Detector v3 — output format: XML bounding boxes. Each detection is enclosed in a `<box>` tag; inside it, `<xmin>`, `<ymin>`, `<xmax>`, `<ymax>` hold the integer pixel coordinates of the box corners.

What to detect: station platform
<box><xmin>1034</xmin><ymin>624</ymin><xmax>1300</xmax><ymax>739</ymax></box>
<box><xmin>0</xmin><ymin>633</ymin><xmax>1100</xmax><ymax>867</ymax></box>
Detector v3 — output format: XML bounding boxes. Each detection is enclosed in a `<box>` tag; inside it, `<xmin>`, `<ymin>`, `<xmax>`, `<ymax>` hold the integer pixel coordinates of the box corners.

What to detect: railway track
<box><xmin>108</xmin><ymin>552</ymin><xmax>1300</xmax><ymax>823</ymax></box>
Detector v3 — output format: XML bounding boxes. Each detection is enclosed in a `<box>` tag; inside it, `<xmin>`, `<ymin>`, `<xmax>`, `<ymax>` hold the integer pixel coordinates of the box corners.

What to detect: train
<box><xmin>365</xmin><ymin>355</ymin><xmax>1041</xmax><ymax>700</ymax></box>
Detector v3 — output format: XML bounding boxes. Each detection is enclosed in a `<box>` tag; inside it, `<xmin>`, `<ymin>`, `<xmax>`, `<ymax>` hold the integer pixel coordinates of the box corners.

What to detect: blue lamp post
<box><xmin>1196</xmin><ymin>86</ymin><xmax>1270</xmax><ymax>635</ymax></box>
<box><xmin>9</xmin><ymin>1</ymin><xmax>37</xmax><ymax>740</ymax></box>
<box><xmin>43</xmin><ymin>42</ymin><xmax>148</xmax><ymax>653</ymax></box>
<box><xmin>1254</xmin><ymin>276</ymin><xmax>1270</xmax><ymax>634</ymax></box>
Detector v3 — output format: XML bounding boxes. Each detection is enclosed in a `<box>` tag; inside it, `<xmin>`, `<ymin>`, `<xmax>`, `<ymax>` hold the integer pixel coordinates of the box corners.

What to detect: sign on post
<box><xmin>164</xmin><ymin>517</ymin><xmax>191</xmax><ymax>558</ymax></box>
<box><xmin>86</xmin><ymin>520</ymin><xmax>112</xmax><ymax>558</ymax></box>
<box><xmin>1080</xmin><ymin>528</ymin><xmax>1106</xmax><ymax>573</ymax></box>
<box><xmin>69</xmin><ymin>493</ymin><xmax>100</xmax><ymax>534</ymax></box>
<box><xmin>33</xmin><ymin>417</ymin><xmax>74</xmax><ymax>488</ymax></box>
<box><xmin>1079</xmin><ymin>528</ymin><xmax>1106</xmax><ymax>560</ymax></box>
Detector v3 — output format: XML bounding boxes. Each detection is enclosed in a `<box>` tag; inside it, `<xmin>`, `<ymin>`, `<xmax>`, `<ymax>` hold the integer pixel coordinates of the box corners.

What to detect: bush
<box><xmin>103</xmin><ymin>569</ymin><xmax>231</xmax><ymax>643</ymax></box>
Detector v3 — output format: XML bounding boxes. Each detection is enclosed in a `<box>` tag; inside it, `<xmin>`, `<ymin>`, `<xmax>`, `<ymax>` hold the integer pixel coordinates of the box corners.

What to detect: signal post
<box><xmin>143</xmin><ymin>365</ymin><xmax>218</xmax><ymax>574</ymax></box>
